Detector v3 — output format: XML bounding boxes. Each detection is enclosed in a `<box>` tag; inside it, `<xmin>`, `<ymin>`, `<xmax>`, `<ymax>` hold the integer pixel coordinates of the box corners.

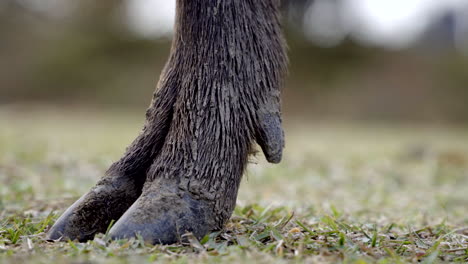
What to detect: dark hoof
<box><xmin>109</xmin><ymin>181</ymin><xmax>216</xmax><ymax>244</ymax></box>
<box><xmin>47</xmin><ymin>176</ymin><xmax>143</xmax><ymax>242</ymax></box>
<box><xmin>47</xmin><ymin>194</ymin><xmax>88</xmax><ymax>241</ymax></box>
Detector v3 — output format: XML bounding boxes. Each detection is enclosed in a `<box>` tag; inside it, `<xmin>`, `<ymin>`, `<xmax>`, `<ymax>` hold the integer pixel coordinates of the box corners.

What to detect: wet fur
<box><xmin>141</xmin><ymin>0</ymin><xmax>288</xmax><ymax>228</ymax></box>
<box><xmin>48</xmin><ymin>0</ymin><xmax>287</xmax><ymax>242</ymax></box>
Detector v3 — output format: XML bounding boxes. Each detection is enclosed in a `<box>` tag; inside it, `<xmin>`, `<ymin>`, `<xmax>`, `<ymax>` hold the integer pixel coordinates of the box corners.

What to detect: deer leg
<box><xmin>108</xmin><ymin>0</ymin><xmax>287</xmax><ymax>244</ymax></box>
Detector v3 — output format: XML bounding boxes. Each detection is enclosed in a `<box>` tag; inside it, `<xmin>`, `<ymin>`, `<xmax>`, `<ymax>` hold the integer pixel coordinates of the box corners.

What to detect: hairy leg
<box><xmin>108</xmin><ymin>0</ymin><xmax>288</xmax><ymax>244</ymax></box>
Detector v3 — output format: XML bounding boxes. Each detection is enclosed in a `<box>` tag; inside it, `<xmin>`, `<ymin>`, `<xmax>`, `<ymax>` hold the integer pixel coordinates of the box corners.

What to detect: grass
<box><xmin>0</xmin><ymin>106</ymin><xmax>467</xmax><ymax>263</ymax></box>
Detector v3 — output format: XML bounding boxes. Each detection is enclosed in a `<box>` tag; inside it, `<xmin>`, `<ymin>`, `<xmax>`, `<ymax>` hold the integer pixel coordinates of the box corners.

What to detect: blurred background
<box><xmin>1</xmin><ymin>1</ymin><xmax>468</xmax><ymax>241</ymax></box>
<box><xmin>1</xmin><ymin>0</ymin><xmax>468</xmax><ymax>123</ymax></box>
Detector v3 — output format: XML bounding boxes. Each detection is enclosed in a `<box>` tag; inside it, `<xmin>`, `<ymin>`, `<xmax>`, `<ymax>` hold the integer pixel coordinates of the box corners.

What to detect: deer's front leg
<box><xmin>107</xmin><ymin>0</ymin><xmax>288</xmax><ymax>244</ymax></box>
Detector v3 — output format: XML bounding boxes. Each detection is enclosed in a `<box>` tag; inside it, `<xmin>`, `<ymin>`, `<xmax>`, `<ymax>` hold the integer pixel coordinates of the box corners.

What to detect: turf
<box><xmin>0</xmin><ymin>107</ymin><xmax>467</xmax><ymax>263</ymax></box>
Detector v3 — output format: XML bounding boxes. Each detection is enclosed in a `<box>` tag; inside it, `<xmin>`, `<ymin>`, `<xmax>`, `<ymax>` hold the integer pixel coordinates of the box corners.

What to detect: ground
<box><xmin>0</xmin><ymin>106</ymin><xmax>467</xmax><ymax>263</ymax></box>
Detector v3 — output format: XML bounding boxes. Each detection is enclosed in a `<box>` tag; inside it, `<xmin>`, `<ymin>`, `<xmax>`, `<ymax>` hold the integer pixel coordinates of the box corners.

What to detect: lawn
<box><xmin>0</xmin><ymin>106</ymin><xmax>467</xmax><ymax>263</ymax></box>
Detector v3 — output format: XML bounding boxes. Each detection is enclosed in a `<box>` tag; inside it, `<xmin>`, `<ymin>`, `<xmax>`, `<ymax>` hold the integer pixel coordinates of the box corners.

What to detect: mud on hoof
<box><xmin>47</xmin><ymin>175</ymin><xmax>144</xmax><ymax>242</ymax></box>
<box><xmin>108</xmin><ymin>179</ymin><xmax>216</xmax><ymax>245</ymax></box>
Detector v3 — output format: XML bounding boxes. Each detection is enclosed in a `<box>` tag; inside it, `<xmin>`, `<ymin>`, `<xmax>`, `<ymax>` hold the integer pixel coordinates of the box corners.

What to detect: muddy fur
<box><xmin>48</xmin><ymin>0</ymin><xmax>287</xmax><ymax>243</ymax></box>
<box><xmin>112</xmin><ymin>0</ymin><xmax>288</xmax><ymax>236</ymax></box>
